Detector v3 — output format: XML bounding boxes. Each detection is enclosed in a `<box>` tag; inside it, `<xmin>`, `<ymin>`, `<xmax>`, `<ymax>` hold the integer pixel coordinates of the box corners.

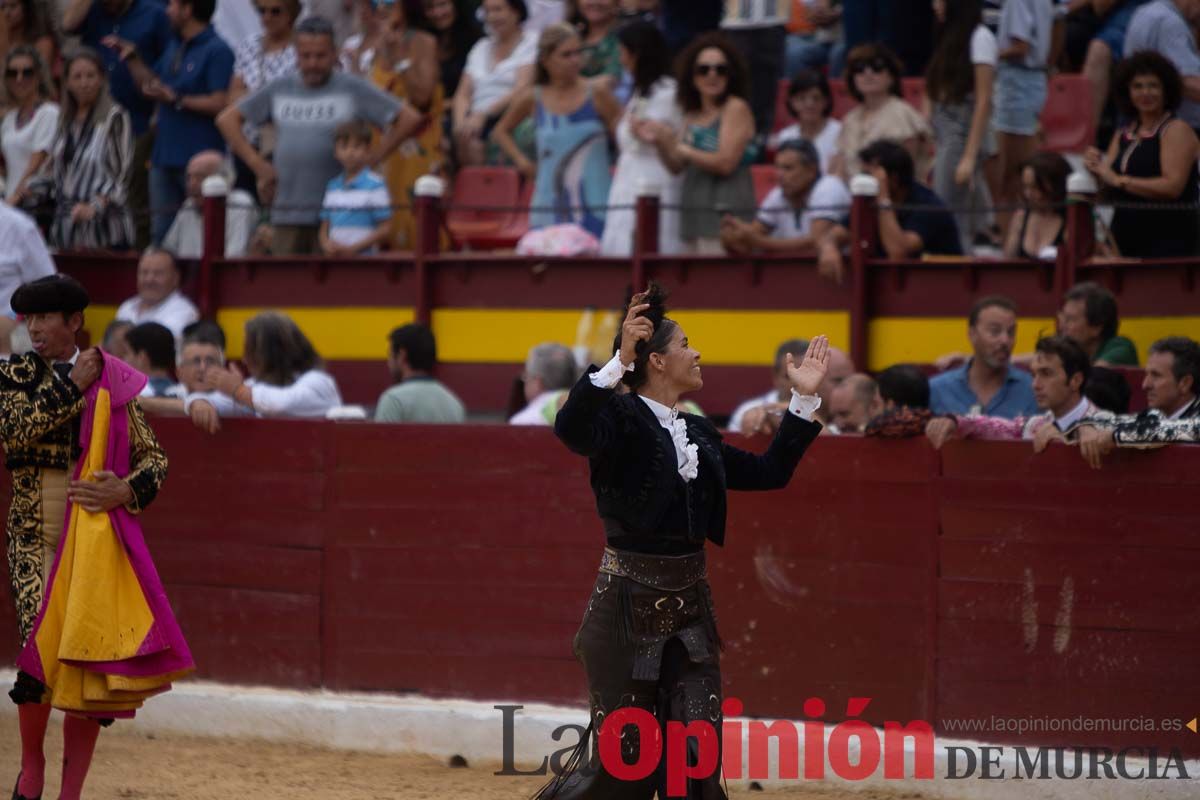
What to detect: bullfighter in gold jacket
<box><xmin>1</xmin><ymin>274</ymin><xmax>167</xmax><ymax>800</ymax></box>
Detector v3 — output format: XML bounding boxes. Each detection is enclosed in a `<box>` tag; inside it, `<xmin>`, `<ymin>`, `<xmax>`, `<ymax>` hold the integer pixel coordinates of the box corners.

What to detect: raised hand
<box><xmin>69</xmin><ymin>348</ymin><xmax>103</xmax><ymax>392</ymax></box>
<box><xmin>785</xmin><ymin>334</ymin><xmax>830</xmax><ymax>396</ymax></box>
<box><xmin>618</xmin><ymin>291</ymin><xmax>654</xmax><ymax>367</ymax></box>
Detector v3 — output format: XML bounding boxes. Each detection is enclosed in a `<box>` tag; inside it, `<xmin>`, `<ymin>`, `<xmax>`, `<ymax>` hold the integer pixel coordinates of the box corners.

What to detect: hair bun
<box><xmin>638</xmin><ymin>281</ymin><xmax>669</xmax><ymax>330</ymax></box>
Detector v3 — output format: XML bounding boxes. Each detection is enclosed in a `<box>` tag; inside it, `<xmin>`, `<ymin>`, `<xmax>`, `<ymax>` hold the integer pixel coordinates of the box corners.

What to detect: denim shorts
<box><xmin>992</xmin><ymin>64</ymin><xmax>1048</xmax><ymax>136</ymax></box>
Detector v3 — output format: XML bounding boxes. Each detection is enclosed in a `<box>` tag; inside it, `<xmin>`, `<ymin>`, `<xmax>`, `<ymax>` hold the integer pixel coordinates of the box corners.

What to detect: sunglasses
<box><xmin>4</xmin><ymin>67</ymin><xmax>33</xmax><ymax>79</ymax></box>
<box><xmin>852</xmin><ymin>57</ymin><xmax>890</xmax><ymax>74</ymax></box>
<box><xmin>694</xmin><ymin>62</ymin><xmax>728</xmax><ymax>78</ymax></box>
<box><xmin>255</xmin><ymin>4</ymin><xmax>286</xmax><ymax>15</ymax></box>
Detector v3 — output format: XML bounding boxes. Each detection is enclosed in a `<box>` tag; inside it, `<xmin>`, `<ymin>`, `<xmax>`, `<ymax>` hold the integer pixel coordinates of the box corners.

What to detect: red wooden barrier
<box><xmin>2</xmin><ymin>420</ymin><xmax>1196</xmax><ymax>757</ymax></box>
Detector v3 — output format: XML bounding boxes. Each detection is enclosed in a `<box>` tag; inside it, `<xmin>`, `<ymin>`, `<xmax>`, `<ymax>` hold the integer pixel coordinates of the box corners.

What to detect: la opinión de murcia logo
<box><xmin>496</xmin><ymin>697</ymin><xmax>1194</xmax><ymax>793</ymax></box>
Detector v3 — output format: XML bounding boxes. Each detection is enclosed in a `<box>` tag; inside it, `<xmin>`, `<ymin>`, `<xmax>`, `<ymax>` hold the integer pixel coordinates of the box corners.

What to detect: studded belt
<box><xmin>598</xmin><ymin>546</ymin><xmax>707</xmax><ymax>592</ymax></box>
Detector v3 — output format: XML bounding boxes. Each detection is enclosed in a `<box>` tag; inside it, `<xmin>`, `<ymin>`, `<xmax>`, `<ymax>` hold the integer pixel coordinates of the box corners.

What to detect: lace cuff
<box><xmin>788</xmin><ymin>390</ymin><xmax>822</xmax><ymax>422</ymax></box>
<box><xmin>590</xmin><ymin>353</ymin><xmax>633</xmax><ymax>389</ymax></box>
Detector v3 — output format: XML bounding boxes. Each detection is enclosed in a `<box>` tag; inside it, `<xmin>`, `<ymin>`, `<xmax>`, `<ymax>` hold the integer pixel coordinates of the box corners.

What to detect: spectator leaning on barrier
<box><xmin>375</xmin><ymin>322</ymin><xmax>466</xmax><ymax>423</ymax></box>
<box><xmin>1072</xmin><ymin>336</ymin><xmax>1200</xmax><ymax>466</ymax></box>
<box><xmin>216</xmin><ymin>16</ymin><xmax>424</xmax><ymax>256</ymax></box>
<box><xmin>49</xmin><ymin>47</ymin><xmax>137</xmax><ymax>251</ymax></box>
<box><xmin>1056</xmin><ymin>281</ymin><xmax>1139</xmax><ymax>366</ymax></box>
<box><xmin>510</xmin><ymin>341</ymin><xmax>578</xmax><ymax>425</ymax></box>
<box><xmin>1004</xmin><ymin>151</ymin><xmax>1070</xmax><ymax>260</ymax></box>
<box><xmin>719</xmin><ymin>138</ymin><xmax>850</xmax><ymax>257</ymax></box>
<box><xmin>928</xmin><ymin>295</ymin><xmax>1040</xmax><ymax>419</ymax></box>
<box><xmin>114</xmin><ymin>247</ymin><xmax>200</xmax><ymax>341</ymax></box>
<box><xmin>828</xmin><ymin>372</ymin><xmax>882</xmax><ymax>434</ymax></box>
<box><xmin>817</xmin><ymin>140</ymin><xmax>962</xmax><ymax>283</ymax></box>
<box><xmin>1085</xmin><ymin>50</ymin><xmax>1200</xmax><ymax>259</ymax></box>
<box><xmin>125</xmin><ymin>321</ymin><xmax>184</xmax><ymax>398</ymax></box>
<box><xmin>104</xmin><ymin>0</ymin><xmax>235</xmax><ymax>245</ymax></box>
<box><xmin>1124</xmin><ymin>0</ymin><xmax>1200</xmax><ymax>132</ymax></box>
<box><xmin>170</xmin><ymin>319</ymin><xmax>226</xmax><ymax>431</ymax></box>
<box><xmin>926</xmin><ymin>334</ymin><xmax>1097</xmax><ymax>450</ymax></box>
<box><xmin>189</xmin><ymin>310</ymin><xmax>344</xmax><ymax>418</ymax></box>
<box><xmin>864</xmin><ymin>363</ymin><xmax>934</xmax><ymax>438</ymax></box>
<box><xmin>162</xmin><ymin>150</ymin><xmax>259</xmax><ymax>258</ymax></box>
<box><xmin>727</xmin><ymin>338</ymin><xmax>810</xmax><ymax>436</ymax></box>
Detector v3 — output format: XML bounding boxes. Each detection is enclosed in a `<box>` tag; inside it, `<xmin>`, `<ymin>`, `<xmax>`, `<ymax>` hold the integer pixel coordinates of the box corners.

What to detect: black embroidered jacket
<box><xmin>555</xmin><ymin>367</ymin><xmax>821</xmax><ymax>554</ymax></box>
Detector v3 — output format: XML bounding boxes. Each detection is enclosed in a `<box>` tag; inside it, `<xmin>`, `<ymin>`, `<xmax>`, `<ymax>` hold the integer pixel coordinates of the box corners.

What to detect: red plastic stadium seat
<box><xmin>751</xmin><ymin>164</ymin><xmax>777</xmax><ymax>206</ymax></box>
<box><xmin>463</xmin><ymin>180</ymin><xmax>533</xmax><ymax>251</ymax></box>
<box><xmin>1040</xmin><ymin>74</ymin><xmax>1095</xmax><ymax>154</ymax></box>
<box><xmin>446</xmin><ymin>167</ymin><xmax>522</xmax><ymax>248</ymax></box>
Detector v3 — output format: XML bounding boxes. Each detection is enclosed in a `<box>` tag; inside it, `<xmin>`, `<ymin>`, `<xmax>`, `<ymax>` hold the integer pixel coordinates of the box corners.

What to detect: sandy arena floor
<box><xmin>0</xmin><ymin>720</ymin><xmax>934</xmax><ymax>800</ymax></box>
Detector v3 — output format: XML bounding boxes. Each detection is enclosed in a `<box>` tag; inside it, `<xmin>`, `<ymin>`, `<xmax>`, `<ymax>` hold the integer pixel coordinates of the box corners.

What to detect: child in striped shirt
<box><xmin>319</xmin><ymin>120</ymin><xmax>393</xmax><ymax>255</ymax></box>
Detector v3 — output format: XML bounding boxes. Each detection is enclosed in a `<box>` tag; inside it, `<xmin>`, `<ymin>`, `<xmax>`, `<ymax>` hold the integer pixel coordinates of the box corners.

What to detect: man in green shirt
<box><xmin>374</xmin><ymin>324</ymin><xmax>467</xmax><ymax>423</ymax></box>
<box><xmin>1057</xmin><ymin>281</ymin><xmax>1139</xmax><ymax>366</ymax></box>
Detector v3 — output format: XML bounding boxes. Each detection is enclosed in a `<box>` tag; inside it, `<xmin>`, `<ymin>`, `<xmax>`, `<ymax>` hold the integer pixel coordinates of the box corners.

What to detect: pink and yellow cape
<box><xmin>16</xmin><ymin>353</ymin><xmax>195</xmax><ymax>718</ymax></box>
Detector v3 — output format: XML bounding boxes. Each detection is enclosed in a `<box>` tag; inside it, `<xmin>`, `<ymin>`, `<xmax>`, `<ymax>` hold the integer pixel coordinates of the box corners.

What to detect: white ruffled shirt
<box><xmin>589</xmin><ymin>354</ymin><xmax>821</xmax><ymax>482</ymax></box>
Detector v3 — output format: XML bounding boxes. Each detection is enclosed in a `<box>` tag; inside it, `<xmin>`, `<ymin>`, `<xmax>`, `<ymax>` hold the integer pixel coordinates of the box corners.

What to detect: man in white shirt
<box><xmin>114</xmin><ymin>248</ymin><xmax>200</xmax><ymax>342</ymax></box>
<box><xmin>720</xmin><ymin>139</ymin><xmax>849</xmax><ymax>256</ymax></box>
<box><xmin>509</xmin><ymin>342</ymin><xmax>578</xmax><ymax>425</ymax></box>
<box><xmin>0</xmin><ymin>204</ymin><xmax>56</xmax><ymax>354</ymax></box>
<box><xmin>162</xmin><ymin>150</ymin><xmax>259</xmax><ymax>259</ymax></box>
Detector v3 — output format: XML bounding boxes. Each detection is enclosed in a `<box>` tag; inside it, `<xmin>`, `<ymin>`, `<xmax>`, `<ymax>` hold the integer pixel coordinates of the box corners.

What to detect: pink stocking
<box><xmin>15</xmin><ymin>703</ymin><xmax>50</xmax><ymax>798</ymax></box>
<box><xmin>58</xmin><ymin>716</ymin><xmax>101</xmax><ymax>800</ymax></box>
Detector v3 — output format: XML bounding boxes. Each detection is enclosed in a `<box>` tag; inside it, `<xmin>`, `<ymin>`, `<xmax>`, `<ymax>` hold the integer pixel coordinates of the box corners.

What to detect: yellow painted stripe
<box><xmin>215</xmin><ymin>307</ymin><xmax>416</xmax><ymax>361</ymax></box>
<box><xmin>867</xmin><ymin>317</ymin><xmax>1057</xmax><ymax>371</ymax></box>
<box><xmin>84</xmin><ymin>305</ymin><xmax>1200</xmax><ymax>371</ymax></box>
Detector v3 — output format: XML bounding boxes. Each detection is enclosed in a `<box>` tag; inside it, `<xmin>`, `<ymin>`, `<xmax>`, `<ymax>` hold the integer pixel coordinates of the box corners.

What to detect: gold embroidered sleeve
<box><xmin>0</xmin><ymin>357</ymin><xmax>85</xmax><ymax>450</ymax></box>
<box><xmin>123</xmin><ymin>400</ymin><xmax>168</xmax><ymax>514</ymax></box>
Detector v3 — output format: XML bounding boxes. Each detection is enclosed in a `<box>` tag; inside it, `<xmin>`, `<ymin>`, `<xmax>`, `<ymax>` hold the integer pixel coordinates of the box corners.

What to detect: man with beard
<box><xmin>374</xmin><ymin>323</ymin><xmax>466</xmax><ymax>423</ymax></box>
<box><xmin>929</xmin><ymin>295</ymin><xmax>1039</xmax><ymax>418</ymax></box>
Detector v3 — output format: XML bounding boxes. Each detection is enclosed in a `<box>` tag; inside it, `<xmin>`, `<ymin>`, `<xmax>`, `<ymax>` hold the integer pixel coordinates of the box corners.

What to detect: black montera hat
<box><xmin>11</xmin><ymin>274</ymin><xmax>89</xmax><ymax>315</ymax></box>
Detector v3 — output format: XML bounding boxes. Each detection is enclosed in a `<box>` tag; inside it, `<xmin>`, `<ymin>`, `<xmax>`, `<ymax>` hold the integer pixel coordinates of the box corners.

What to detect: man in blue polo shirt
<box><xmin>105</xmin><ymin>0</ymin><xmax>234</xmax><ymax>244</ymax></box>
<box><xmin>65</xmin><ymin>0</ymin><xmax>171</xmax><ymax>247</ymax></box>
<box><xmin>930</xmin><ymin>295</ymin><xmax>1040</xmax><ymax>418</ymax></box>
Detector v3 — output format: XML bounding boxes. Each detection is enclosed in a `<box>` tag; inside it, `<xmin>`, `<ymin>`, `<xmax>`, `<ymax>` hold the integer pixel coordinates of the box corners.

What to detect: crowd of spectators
<box><xmin>0</xmin><ymin>0</ymin><xmax>1196</xmax><ymax>469</ymax></box>
<box><xmin>0</xmin><ymin>0</ymin><xmax>1195</xmax><ymax>261</ymax></box>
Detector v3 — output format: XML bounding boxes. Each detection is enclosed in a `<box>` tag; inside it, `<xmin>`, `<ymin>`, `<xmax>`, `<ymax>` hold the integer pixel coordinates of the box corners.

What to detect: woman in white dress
<box><xmin>600</xmin><ymin>20</ymin><xmax>682</xmax><ymax>256</ymax></box>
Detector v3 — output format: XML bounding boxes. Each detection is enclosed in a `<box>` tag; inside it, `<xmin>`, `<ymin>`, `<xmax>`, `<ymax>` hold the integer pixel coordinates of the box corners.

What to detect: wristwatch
<box><xmin>173</xmin><ymin>94</ymin><xmax>185</xmax><ymax>112</ymax></box>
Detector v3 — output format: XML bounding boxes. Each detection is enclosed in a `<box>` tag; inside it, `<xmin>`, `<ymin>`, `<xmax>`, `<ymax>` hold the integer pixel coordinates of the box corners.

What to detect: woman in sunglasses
<box><xmin>0</xmin><ymin>0</ymin><xmax>57</xmax><ymax>84</ymax></box>
<box><xmin>641</xmin><ymin>31</ymin><xmax>756</xmax><ymax>254</ymax></box>
<box><xmin>832</xmin><ymin>43</ymin><xmax>930</xmax><ymax>181</ymax></box>
<box><xmin>0</xmin><ymin>46</ymin><xmax>58</xmax><ymax>208</ymax></box>
<box><xmin>227</xmin><ymin>0</ymin><xmax>299</xmax><ymax>198</ymax></box>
